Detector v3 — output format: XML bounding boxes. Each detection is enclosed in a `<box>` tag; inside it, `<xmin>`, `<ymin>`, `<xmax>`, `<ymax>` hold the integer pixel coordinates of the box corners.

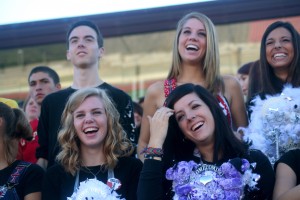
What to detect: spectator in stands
<box><xmin>137</xmin><ymin>84</ymin><xmax>274</xmax><ymax>200</ymax></box>
<box><xmin>17</xmin><ymin>96</ymin><xmax>40</xmax><ymax>163</ymax></box>
<box><xmin>138</xmin><ymin>12</ymin><xmax>247</xmax><ymax>161</ymax></box>
<box><xmin>237</xmin><ymin>61</ymin><xmax>253</xmax><ymax>99</ymax></box>
<box><xmin>36</xmin><ymin>20</ymin><xmax>135</xmax><ymax>170</ymax></box>
<box><xmin>17</xmin><ymin>66</ymin><xmax>61</xmax><ymax>163</ymax></box>
<box><xmin>42</xmin><ymin>88</ymin><xmax>141</xmax><ymax>200</ymax></box>
<box><xmin>0</xmin><ymin>100</ymin><xmax>44</xmax><ymax>200</ymax></box>
<box><xmin>247</xmin><ymin>21</ymin><xmax>300</xmax><ymax>102</ymax></box>
<box><xmin>28</xmin><ymin>66</ymin><xmax>61</xmax><ymax>105</ymax></box>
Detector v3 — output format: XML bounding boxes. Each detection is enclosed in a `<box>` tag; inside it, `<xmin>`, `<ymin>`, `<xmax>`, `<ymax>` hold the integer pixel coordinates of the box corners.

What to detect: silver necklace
<box><xmin>81</xmin><ymin>165</ymin><xmax>104</xmax><ymax>178</ymax></box>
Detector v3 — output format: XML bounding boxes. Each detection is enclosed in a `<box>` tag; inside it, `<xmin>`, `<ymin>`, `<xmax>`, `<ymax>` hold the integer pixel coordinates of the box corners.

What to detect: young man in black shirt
<box><xmin>36</xmin><ymin>20</ymin><xmax>135</xmax><ymax>169</ymax></box>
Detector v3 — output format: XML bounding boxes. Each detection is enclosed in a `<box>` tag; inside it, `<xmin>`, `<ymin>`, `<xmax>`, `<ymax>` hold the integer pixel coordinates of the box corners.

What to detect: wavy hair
<box><xmin>56</xmin><ymin>88</ymin><xmax>133</xmax><ymax>175</ymax></box>
<box><xmin>167</xmin><ymin>12</ymin><xmax>222</xmax><ymax>95</ymax></box>
<box><xmin>259</xmin><ymin>21</ymin><xmax>300</xmax><ymax>95</ymax></box>
<box><xmin>0</xmin><ymin>102</ymin><xmax>32</xmax><ymax>164</ymax></box>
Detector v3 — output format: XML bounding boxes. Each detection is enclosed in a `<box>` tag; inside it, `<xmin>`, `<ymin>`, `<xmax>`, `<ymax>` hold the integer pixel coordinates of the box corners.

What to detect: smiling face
<box><xmin>73</xmin><ymin>96</ymin><xmax>108</xmax><ymax>149</ymax></box>
<box><xmin>266</xmin><ymin>27</ymin><xmax>294</xmax><ymax>75</ymax></box>
<box><xmin>178</xmin><ymin>18</ymin><xmax>207</xmax><ymax>65</ymax></box>
<box><xmin>66</xmin><ymin>25</ymin><xmax>104</xmax><ymax>68</ymax></box>
<box><xmin>173</xmin><ymin>92</ymin><xmax>215</xmax><ymax>147</ymax></box>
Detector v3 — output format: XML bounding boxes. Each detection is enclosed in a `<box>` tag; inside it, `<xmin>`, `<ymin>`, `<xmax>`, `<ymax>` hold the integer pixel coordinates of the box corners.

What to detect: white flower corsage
<box><xmin>67</xmin><ymin>178</ymin><xmax>124</xmax><ymax>200</ymax></box>
<box><xmin>243</xmin><ymin>85</ymin><xmax>300</xmax><ymax>164</ymax></box>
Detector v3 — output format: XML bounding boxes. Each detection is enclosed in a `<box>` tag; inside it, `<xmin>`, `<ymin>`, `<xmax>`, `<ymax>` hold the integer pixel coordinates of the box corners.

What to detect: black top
<box><xmin>42</xmin><ymin>157</ymin><xmax>142</xmax><ymax>200</ymax></box>
<box><xmin>0</xmin><ymin>160</ymin><xmax>44</xmax><ymax>198</ymax></box>
<box><xmin>137</xmin><ymin>149</ymin><xmax>275</xmax><ymax>200</ymax></box>
<box><xmin>36</xmin><ymin>83</ymin><xmax>135</xmax><ymax>168</ymax></box>
<box><xmin>274</xmin><ymin>149</ymin><xmax>300</xmax><ymax>185</ymax></box>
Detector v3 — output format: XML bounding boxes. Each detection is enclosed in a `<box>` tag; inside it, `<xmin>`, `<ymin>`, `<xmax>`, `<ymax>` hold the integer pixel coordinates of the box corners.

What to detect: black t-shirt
<box><xmin>0</xmin><ymin>160</ymin><xmax>44</xmax><ymax>198</ymax></box>
<box><xmin>274</xmin><ymin>149</ymin><xmax>300</xmax><ymax>185</ymax></box>
<box><xmin>36</xmin><ymin>83</ymin><xmax>135</xmax><ymax>168</ymax></box>
<box><xmin>42</xmin><ymin>157</ymin><xmax>142</xmax><ymax>200</ymax></box>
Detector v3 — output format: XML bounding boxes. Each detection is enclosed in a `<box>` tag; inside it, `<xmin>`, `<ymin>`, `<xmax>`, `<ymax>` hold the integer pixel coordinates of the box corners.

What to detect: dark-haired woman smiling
<box><xmin>138</xmin><ymin>84</ymin><xmax>275</xmax><ymax>200</ymax></box>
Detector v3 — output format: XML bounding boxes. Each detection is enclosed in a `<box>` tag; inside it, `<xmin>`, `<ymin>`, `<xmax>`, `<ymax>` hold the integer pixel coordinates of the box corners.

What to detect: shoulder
<box><xmin>280</xmin><ymin>149</ymin><xmax>300</xmax><ymax>158</ymax></box>
<box><xmin>221</xmin><ymin>75</ymin><xmax>244</xmax><ymax>105</ymax></box>
<box><xmin>46</xmin><ymin>163</ymin><xmax>65</xmax><ymax>175</ymax></box>
<box><xmin>275</xmin><ymin>149</ymin><xmax>300</xmax><ymax>170</ymax></box>
<box><xmin>42</xmin><ymin>87</ymin><xmax>74</xmax><ymax>104</ymax></box>
<box><xmin>145</xmin><ymin>80</ymin><xmax>165</xmax><ymax>101</ymax></box>
<box><xmin>46</xmin><ymin>87</ymin><xmax>73</xmax><ymax>98</ymax></box>
<box><xmin>222</xmin><ymin>75</ymin><xmax>240</xmax><ymax>89</ymax></box>
<box><xmin>99</xmin><ymin>83</ymin><xmax>131</xmax><ymax>99</ymax></box>
<box><xmin>13</xmin><ymin>161</ymin><xmax>43</xmax><ymax>175</ymax></box>
<box><xmin>14</xmin><ymin>161</ymin><xmax>45</xmax><ymax>184</ymax></box>
<box><xmin>143</xmin><ymin>80</ymin><xmax>166</xmax><ymax>109</ymax></box>
<box><xmin>44</xmin><ymin>164</ymin><xmax>71</xmax><ymax>182</ymax></box>
<box><xmin>25</xmin><ymin>163</ymin><xmax>44</xmax><ymax>178</ymax></box>
<box><xmin>248</xmin><ymin>149</ymin><xmax>271</xmax><ymax>165</ymax></box>
<box><xmin>147</xmin><ymin>80</ymin><xmax>164</xmax><ymax>95</ymax></box>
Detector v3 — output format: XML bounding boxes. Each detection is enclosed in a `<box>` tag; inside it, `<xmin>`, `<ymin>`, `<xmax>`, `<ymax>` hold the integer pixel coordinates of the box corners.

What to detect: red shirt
<box><xmin>17</xmin><ymin>119</ymin><xmax>39</xmax><ymax>163</ymax></box>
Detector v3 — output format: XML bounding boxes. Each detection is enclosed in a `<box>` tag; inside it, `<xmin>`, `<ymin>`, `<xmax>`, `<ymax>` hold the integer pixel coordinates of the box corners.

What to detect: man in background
<box><xmin>28</xmin><ymin>66</ymin><xmax>61</xmax><ymax>105</ymax></box>
<box><xmin>17</xmin><ymin>66</ymin><xmax>61</xmax><ymax>163</ymax></box>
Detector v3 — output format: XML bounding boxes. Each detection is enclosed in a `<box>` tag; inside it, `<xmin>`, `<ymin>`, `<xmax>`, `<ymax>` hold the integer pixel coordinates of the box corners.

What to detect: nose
<box><xmin>84</xmin><ymin>113</ymin><xmax>94</xmax><ymax>123</ymax></box>
<box><xmin>77</xmin><ymin>39</ymin><xmax>85</xmax><ymax>48</ymax></box>
<box><xmin>35</xmin><ymin>82</ymin><xmax>42</xmax><ymax>91</ymax></box>
<box><xmin>186</xmin><ymin>113</ymin><xmax>196</xmax><ymax>120</ymax></box>
<box><xmin>274</xmin><ymin>40</ymin><xmax>282</xmax><ymax>49</ymax></box>
<box><xmin>188</xmin><ymin>32</ymin><xmax>198</xmax><ymax>41</ymax></box>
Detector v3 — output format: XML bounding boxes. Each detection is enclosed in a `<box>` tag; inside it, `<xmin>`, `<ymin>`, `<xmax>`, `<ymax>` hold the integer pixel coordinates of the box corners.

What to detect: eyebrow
<box><xmin>69</xmin><ymin>36</ymin><xmax>78</xmax><ymax>42</ymax></box>
<box><xmin>74</xmin><ymin>107</ymin><xmax>104</xmax><ymax>114</ymax></box>
<box><xmin>30</xmin><ymin>78</ymin><xmax>50</xmax><ymax>82</ymax></box>
<box><xmin>267</xmin><ymin>35</ymin><xmax>291</xmax><ymax>40</ymax></box>
<box><xmin>174</xmin><ymin>99</ymin><xmax>197</xmax><ymax>115</ymax></box>
<box><xmin>69</xmin><ymin>35</ymin><xmax>95</xmax><ymax>41</ymax></box>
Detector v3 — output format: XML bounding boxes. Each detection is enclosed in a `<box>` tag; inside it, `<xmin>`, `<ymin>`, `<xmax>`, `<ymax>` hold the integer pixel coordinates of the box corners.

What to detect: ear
<box><xmin>98</xmin><ymin>47</ymin><xmax>104</xmax><ymax>59</ymax></box>
<box><xmin>0</xmin><ymin>118</ymin><xmax>3</xmax><ymax>128</ymax></box>
<box><xmin>66</xmin><ymin>50</ymin><xmax>71</xmax><ymax>61</ymax></box>
<box><xmin>56</xmin><ymin>83</ymin><xmax>62</xmax><ymax>90</ymax></box>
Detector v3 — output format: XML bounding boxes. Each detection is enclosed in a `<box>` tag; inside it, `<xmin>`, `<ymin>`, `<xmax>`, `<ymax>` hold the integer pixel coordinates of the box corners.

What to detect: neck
<box><xmin>177</xmin><ymin>63</ymin><xmax>206</xmax><ymax>85</ymax></box>
<box><xmin>72</xmin><ymin>65</ymin><xmax>103</xmax><ymax>89</ymax></box>
<box><xmin>80</xmin><ymin>146</ymin><xmax>106</xmax><ymax>166</ymax></box>
<box><xmin>196</xmin><ymin>143</ymin><xmax>215</xmax><ymax>163</ymax></box>
<box><xmin>274</xmin><ymin>68</ymin><xmax>289</xmax><ymax>82</ymax></box>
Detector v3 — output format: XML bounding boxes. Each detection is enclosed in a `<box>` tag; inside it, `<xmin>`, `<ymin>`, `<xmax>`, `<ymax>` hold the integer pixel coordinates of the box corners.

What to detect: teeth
<box><xmin>274</xmin><ymin>53</ymin><xmax>286</xmax><ymax>58</ymax></box>
<box><xmin>186</xmin><ymin>44</ymin><xmax>199</xmax><ymax>50</ymax></box>
<box><xmin>83</xmin><ymin>127</ymin><xmax>98</xmax><ymax>133</ymax></box>
<box><xmin>191</xmin><ymin>122</ymin><xmax>203</xmax><ymax>131</ymax></box>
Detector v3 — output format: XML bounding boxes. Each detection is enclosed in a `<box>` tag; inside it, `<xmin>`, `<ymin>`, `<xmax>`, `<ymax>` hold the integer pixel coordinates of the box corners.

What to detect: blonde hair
<box><xmin>56</xmin><ymin>88</ymin><xmax>133</xmax><ymax>175</ymax></box>
<box><xmin>167</xmin><ymin>12</ymin><xmax>222</xmax><ymax>94</ymax></box>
